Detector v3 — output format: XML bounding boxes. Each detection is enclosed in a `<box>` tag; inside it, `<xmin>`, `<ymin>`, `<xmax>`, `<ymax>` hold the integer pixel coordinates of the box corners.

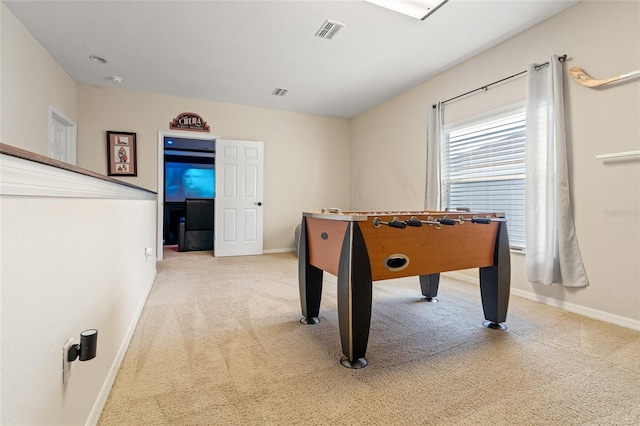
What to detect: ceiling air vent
<box><xmin>272</xmin><ymin>88</ymin><xmax>289</xmax><ymax>96</ymax></box>
<box><xmin>315</xmin><ymin>20</ymin><xmax>345</xmax><ymax>40</ymax></box>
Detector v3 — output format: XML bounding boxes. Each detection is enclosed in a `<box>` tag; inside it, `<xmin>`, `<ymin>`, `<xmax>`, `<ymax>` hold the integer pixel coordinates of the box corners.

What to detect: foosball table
<box><xmin>298</xmin><ymin>209</ymin><xmax>511</xmax><ymax>368</ymax></box>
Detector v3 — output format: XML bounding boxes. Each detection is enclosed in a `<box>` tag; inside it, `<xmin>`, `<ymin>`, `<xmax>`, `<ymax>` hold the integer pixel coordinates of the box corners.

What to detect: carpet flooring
<box><xmin>98</xmin><ymin>248</ymin><xmax>640</xmax><ymax>425</ymax></box>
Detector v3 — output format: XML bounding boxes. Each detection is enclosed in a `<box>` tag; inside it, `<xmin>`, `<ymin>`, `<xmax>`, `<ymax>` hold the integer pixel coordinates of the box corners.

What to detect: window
<box><xmin>441</xmin><ymin>104</ymin><xmax>526</xmax><ymax>249</ymax></box>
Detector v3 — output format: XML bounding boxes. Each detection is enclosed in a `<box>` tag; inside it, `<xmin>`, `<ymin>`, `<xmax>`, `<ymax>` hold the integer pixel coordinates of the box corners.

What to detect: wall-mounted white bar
<box><xmin>595</xmin><ymin>150</ymin><xmax>640</xmax><ymax>160</ymax></box>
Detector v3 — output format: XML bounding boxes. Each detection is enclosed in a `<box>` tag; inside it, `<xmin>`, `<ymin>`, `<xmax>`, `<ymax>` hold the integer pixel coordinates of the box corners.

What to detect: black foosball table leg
<box><xmin>337</xmin><ymin>222</ymin><xmax>372</xmax><ymax>369</ymax></box>
<box><xmin>419</xmin><ymin>273</ymin><xmax>440</xmax><ymax>302</ymax></box>
<box><xmin>479</xmin><ymin>220</ymin><xmax>511</xmax><ymax>330</ymax></box>
<box><xmin>299</xmin><ymin>217</ymin><xmax>323</xmax><ymax>325</ymax></box>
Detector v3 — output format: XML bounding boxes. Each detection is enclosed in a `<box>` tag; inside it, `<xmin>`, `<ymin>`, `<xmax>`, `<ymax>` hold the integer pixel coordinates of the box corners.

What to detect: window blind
<box><xmin>442</xmin><ymin>107</ymin><xmax>526</xmax><ymax>248</ymax></box>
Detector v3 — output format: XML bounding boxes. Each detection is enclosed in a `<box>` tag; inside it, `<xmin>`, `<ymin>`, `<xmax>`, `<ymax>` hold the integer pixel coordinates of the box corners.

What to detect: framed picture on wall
<box><xmin>107</xmin><ymin>131</ymin><xmax>137</xmax><ymax>176</ymax></box>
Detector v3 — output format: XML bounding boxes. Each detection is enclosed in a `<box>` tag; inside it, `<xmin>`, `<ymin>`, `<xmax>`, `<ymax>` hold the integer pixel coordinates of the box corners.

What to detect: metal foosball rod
<box><xmin>457</xmin><ymin>216</ymin><xmax>507</xmax><ymax>224</ymax></box>
<box><xmin>373</xmin><ymin>214</ymin><xmax>506</xmax><ymax>229</ymax></box>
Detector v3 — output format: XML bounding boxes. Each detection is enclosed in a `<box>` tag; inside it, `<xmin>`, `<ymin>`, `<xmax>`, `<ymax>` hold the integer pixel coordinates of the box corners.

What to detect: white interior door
<box><xmin>215</xmin><ymin>139</ymin><xmax>264</xmax><ymax>257</ymax></box>
<box><xmin>49</xmin><ymin>107</ymin><xmax>77</xmax><ymax>165</ymax></box>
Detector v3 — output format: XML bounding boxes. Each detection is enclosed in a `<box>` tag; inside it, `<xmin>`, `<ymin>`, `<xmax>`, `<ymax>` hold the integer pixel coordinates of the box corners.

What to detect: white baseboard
<box><xmin>443</xmin><ymin>272</ymin><xmax>640</xmax><ymax>332</ymax></box>
<box><xmin>86</xmin><ymin>270</ymin><xmax>158</xmax><ymax>426</ymax></box>
<box><xmin>263</xmin><ymin>247</ymin><xmax>296</xmax><ymax>254</ymax></box>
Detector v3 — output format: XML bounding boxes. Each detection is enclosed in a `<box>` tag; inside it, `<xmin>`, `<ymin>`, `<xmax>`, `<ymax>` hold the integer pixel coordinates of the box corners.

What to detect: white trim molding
<box><xmin>444</xmin><ymin>271</ymin><xmax>640</xmax><ymax>331</ymax></box>
<box><xmin>1</xmin><ymin>153</ymin><xmax>156</xmax><ymax>200</ymax></box>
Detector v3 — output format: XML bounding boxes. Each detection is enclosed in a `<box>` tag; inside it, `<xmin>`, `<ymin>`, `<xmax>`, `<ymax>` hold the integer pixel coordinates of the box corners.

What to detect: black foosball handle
<box><xmin>471</xmin><ymin>217</ymin><xmax>491</xmax><ymax>224</ymax></box>
<box><xmin>372</xmin><ymin>217</ymin><xmax>407</xmax><ymax>229</ymax></box>
<box><xmin>388</xmin><ymin>220</ymin><xmax>407</xmax><ymax>229</ymax></box>
<box><xmin>438</xmin><ymin>218</ymin><xmax>457</xmax><ymax>226</ymax></box>
<box><xmin>405</xmin><ymin>218</ymin><xmax>423</xmax><ymax>227</ymax></box>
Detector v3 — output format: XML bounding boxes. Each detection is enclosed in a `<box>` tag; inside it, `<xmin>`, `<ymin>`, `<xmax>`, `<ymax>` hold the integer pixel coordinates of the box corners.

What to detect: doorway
<box><xmin>156</xmin><ymin>132</ymin><xmax>264</xmax><ymax>260</ymax></box>
<box><xmin>157</xmin><ymin>131</ymin><xmax>216</xmax><ymax>260</ymax></box>
<box><xmin>163</xmin><ymin>136</ymin><xmax>215</xmax><ymax>246</ymax></box>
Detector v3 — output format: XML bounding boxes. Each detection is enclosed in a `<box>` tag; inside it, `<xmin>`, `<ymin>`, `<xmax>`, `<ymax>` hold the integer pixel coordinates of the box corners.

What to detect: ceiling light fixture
<box><xmin>109</xmin><ymin>76</ymin><xmax>123</xmax><ymax>83</ymax></box>
<box><xmin>89</xmin><ymin>55</ymin><xmax>108</xmax><ymax>64</ymax></box>
<box><xmin>366</xmin><ymin>0</ymin><xmax>449</xmax><ymax>20</ymax></box>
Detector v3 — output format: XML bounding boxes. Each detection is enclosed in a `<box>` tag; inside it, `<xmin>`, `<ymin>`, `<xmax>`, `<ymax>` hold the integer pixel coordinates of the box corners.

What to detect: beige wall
<box><xmin>2</xmin><ymin>1</ymin><xmax>638</xmax><ymax>324</ymax></box>
<box><xmin>351</xmin><ymin>1</ymin><xmax>640</xmax><ymax>323</ymax></box>
<box><xmin>76</xmin><ymin>85</ymin><xmax>351</xmax><ymax>251</ymax></box>
<box><xmin>1</xmin><ymin>158</ymin><xmax>157</xmax><ymax>425</ymax></box>
<box><xmin>0</xmin><ymin>3</ymin><xmax>76</xmax><ymax>155</ymax></box>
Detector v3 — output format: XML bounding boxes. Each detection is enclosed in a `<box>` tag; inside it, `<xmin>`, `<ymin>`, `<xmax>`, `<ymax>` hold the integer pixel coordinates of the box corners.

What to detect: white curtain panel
<box><xmin>425</xmin><ymin>103</ymin><xmax>443</xmax><ymax>211</ymax></box>
<box><xmin>525</xmin><ymin>55</ymin><xmax>589</xmax><ymax>287</ymax></box>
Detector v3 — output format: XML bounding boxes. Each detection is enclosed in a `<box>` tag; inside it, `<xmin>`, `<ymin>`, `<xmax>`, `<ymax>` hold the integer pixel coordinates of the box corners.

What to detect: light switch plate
<box><xmin>63</xmin><ymin>337</ymin><xmax>74</xmax><ymax>384</ymax></box>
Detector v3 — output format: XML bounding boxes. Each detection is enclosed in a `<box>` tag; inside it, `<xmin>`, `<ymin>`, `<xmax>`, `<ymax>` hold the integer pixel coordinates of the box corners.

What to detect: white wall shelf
<box><xmin>595</xmin><ymin>150</ymin><xmax>640</xmax><ymax>160</ymax></box>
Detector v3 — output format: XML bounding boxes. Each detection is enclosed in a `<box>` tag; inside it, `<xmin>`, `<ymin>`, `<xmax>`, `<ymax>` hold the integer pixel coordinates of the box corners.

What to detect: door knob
<box><xmin>255</xmin><ymin>202</ymin><xmax>263</xmax><ymax>206</ymax></box>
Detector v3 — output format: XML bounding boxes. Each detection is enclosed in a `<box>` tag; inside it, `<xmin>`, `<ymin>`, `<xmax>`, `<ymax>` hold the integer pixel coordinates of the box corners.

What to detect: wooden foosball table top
<box><xmin>302</xmin><ymin>209</ymin><xmax>507</xmax><ymax>280</ymax></box>
<box><xmin>303</xmin><ymin>208</ymin><xmax>505</xmax><ymax>220</ymax></box>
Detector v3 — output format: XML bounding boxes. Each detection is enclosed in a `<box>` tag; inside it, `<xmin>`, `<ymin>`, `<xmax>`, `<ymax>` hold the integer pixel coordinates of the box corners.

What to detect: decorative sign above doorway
<box><xmin>169</xmin><ymin>112</ymin><xmax>210</xmax><ymax>133</ymax></box>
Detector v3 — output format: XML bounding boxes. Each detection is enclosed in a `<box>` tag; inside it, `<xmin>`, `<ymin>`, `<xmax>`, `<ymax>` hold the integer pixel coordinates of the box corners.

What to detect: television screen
<box><xmin>165</xmin><ymin>161</ymin><xmax>215</xmax><ymax>202</ymax></box>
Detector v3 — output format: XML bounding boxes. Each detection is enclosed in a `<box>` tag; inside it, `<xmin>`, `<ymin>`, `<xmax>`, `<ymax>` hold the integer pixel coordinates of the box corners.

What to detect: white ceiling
<box><xmin>4</xmin><ymin>0</ymin><xmax>580</xmax><ymax>118</ymax></box>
